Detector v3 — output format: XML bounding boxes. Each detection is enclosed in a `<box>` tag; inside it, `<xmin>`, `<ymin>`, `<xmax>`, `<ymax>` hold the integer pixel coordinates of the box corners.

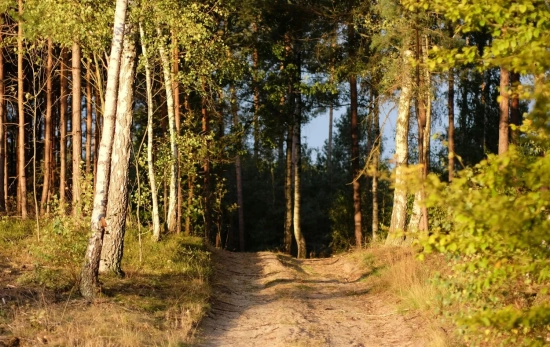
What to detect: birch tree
<box><xmin>80</xmin><ymin>0</ymin><xmax>129</xmax><ymax>299</ymax></box>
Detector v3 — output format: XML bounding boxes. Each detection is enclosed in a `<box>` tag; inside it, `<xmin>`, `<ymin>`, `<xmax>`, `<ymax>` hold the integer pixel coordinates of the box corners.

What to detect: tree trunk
<box><xmin>386</xmin><ymin>50</ymin><xmax>413</xmax><ymax>245</ymax></box>
<box><xmin>72</xmin><ymin>41</ymin><xmax>82</xmax><ymax>217</ymax></box>
<box><xmin>99</xmin><ymin>30</ymin><xmax>136</xmax><ymax>276</ymax></box>
<box><xmin>327</xmin><ymin>101</ymin><xmax>333</xmax><ymax>177</ymax></box>
<box><xmin>371</xmin><ymin>86</ymin><xmax>380</xmax><ymax>241</ymax></box>
<box><xmin>60</xmin><ymin>49</ymin><xmax>68</xmax><ymax>205</ymax></box>
<box><xmin>348</xmin><ymin>23</ymin><xmax>362</xmax><ymax>249</ymax></box>
<box><xmin>173</xmin><ymin>40</ymin><xmax>182</xmax><ymax>235</ymax></box>
<box><xmin>157</xmin><ymin>27</ymin><xmax>178</xmax><ymax>234</ymax></box>
<box><xmin>284</xmin><ymin>124</ymin><xmax>293</xmax><ymax>254</ymax></box>
<box><xmin>293</xmin><ymin>97</ymin><xmax>306</xmax><ymax>259</ymax></box>
<box><xmin>448</xmin><ymin>69</ymin><xmax>455</xmax><ymax>181</ymax></box>
<box><xmin>86</xmin><ymin>60</ymin><xmax>93</xmax><ymax>174</ymax></box>
<box><xmin>510</xmin><ymin>71</ymin><xmax>520</xmax><ymax>144</ymax></box>
<box><xmin>40</xmin><ymin>38</ymin><xmax>53</xmax><ymax>215</ymax></box>
<box><xmin>80</xmin><ymin>0</ymin><xmax>129</xmax><ymax>300</ymax></box>
<box><xmin>139</xmin><ymin>23</ymin><xmax>161</xmax><ymax>241</ymax></box>
<box><xmin>231</xmin><ymin>86</ymin><xmax>245</xmax><ymax>251</ymax></box>
<box><xmin>17</xmin><ymin>0</ymin><xmax>27</xmax><ymax>220</ymax></box>
<box><xmin>0</xmin><ymin>29</ymin><xmax>6</xmax><ymax>212</ymax></box>
<box><xmin>498</xmin><ymin>67</ymin><xmax>510</xmax><ymax>155</ymax></box>
<box><xmin>202</xmin><ymin>98</ymin><xmax>212</xmax><ymax>243</ymax></box>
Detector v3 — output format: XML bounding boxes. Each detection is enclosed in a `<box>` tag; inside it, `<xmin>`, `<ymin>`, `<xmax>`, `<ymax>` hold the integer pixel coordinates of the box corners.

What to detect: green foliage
<box><xmin>421</xmin><ymin>145</ymin><xmax>550</xmax><ymax>346</ymax></box>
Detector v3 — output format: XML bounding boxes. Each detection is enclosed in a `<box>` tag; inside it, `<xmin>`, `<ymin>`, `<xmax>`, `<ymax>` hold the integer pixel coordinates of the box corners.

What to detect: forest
<box><xmin>0</xmin><ymin>0</ymin><xmax>549</xmax><ymax>345</ymax></box>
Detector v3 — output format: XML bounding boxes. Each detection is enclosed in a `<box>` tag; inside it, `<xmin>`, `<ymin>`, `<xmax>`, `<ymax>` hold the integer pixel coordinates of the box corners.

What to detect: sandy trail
<box><xmin>197</xmin><ymin>249</ymin><xmax>427</xmax><ymax>347</ymax></box>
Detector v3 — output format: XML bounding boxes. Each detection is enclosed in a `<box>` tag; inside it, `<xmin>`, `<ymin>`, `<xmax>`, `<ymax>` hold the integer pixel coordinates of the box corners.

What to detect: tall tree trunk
<box><xmin>293</xmin><ymin>95</ymin><xmax>306</xmax><ymax>259</ymax></box>
<box><xmin>327</xmin><ymin>102</ymin><xmax>333</xmax><ymax>177</ymax></box>
<box><xmin>510</xmin><ymin>71</ymin><xmax>520</xmax><ymax>144</ymax></box>
<box><xmin>86</xmin><ymin>60</ymin><xmax>93</xmax><ymax>174</ymax></box>
<box><xmin>99</xmin><ymin>30</ymin><xmax>136</xmax><ymax>276</ymax></box>
<box><xmin>139</xmin><ymin>23</ymin><xmax>161</xmax><ymax>241</ymax></box>
<box><xmin>157</xmin><ymin>27</ymin><xmax>178</xmax><ymax>234</ymax></box>
<box><xmin>202</xmin><ymin>98</ymin><xmax>212</xmax><ymax>243</ymax></box>
<box><xmin>0</xmin><ymin>29</ymin><xmax>6</xmax><ymax>212</ymax></box>
<box><xmin>72</xmin><ymin>41</ymin><xmax>82</xmax><ymax>217</ymax></box>
<box><xmin>284</xmin><ymin>124</ymin><xmax>293</xmax><ymax>254</ymax></box>
<box><xmin>172</xmin><ymin>39</ymin><xmax>182</xmax><ymax>235</ymax></box>
<box><xmin>60</xmin><ymin>49</ymin><xmax>68</xmax><ymax>205</ymax></box>
<box><xmin>40</xmin><ymin>38</ymin><xmax>53</xmax><ymax>215</ymax></box>
<box><xmin>498</xmin><ymin>67</ymin><xmax>510</xmax><ymax>155</ymax></box>
<box><xmin>80</xmin><ymin>0</ymin><xmax>129</xmax><ymax>300</ymax></box>
<box><xmin>93</xmin><ymin>88</ymin><xmax>101</xmax><ymax>181</ymax></box>
<box><xmin>231</xmin><ymin>86</ymin><xmax>245</xmax><ymax>252</ymax></box>
<box><xmin>371</xmin><ymin>86</ymin><xmax>380</xmax><ymax>241</ymax></box>
<box><xmin>448</xmin><ymin>69</ymin><xmax>455</xmax><ymax>181</ymax></box>
<box><xmin>17</xmin><ymin>0</ymin><xmax>27</xmax><ymax>220</ymax></box>
<box><xmin>348</xmin><ymin>23</ymin><xmax>362</xmax><ymax>249</ymax></box>
<box><xmin>386</xmin><ymin>50</ymin><xmax>413</xmax><ymax>245</ymax></box>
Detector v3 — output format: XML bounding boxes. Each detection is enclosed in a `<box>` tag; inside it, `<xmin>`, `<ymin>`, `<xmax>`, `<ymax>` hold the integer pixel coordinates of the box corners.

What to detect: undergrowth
<box><xmin>0</xmin><ymin>216</ymin><xmax>211</xmax><ymax>346</ymax></box>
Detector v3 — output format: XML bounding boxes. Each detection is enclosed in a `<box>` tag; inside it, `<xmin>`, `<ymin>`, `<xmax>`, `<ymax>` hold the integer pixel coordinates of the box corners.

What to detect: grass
<box><xmin>0</xmin><ymin>216</ymin><xmax>211</xmax><ymax>346</ymax></box>
<box><xmin>348</xmin><ymin>243</ymin><xmax>459</xmax><ymax>347</ymax></box>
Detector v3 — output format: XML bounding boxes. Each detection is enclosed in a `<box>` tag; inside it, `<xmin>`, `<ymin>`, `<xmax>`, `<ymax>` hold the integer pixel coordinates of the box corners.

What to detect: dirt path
<box><xmin>197</xmin><ymin>250</ymin><xmax>427</xmax><ymax>347</ymax></box>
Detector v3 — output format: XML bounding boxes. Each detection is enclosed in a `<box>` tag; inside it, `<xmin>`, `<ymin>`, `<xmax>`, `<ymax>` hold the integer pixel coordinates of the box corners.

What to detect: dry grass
<box><xmin>346</xmin><ymin>243</ymin><xmax>459</xmax><ymax>347</ymax></box>
<box><xmin>0</xmin><ymin>218</ymin><xmax>211</xmax><ymax>346</ymax></box>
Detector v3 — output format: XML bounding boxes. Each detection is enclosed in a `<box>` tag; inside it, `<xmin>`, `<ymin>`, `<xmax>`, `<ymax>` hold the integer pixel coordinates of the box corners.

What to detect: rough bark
<box><xmin>293</xmin><ymin>100</ymin><xmax>306</xmax><ymax>259</ymax></box>
<box><xmin>72</xmin><ymin>41</ymin><xmax>82</xmax><ymax>217</ymax></box>
<box><xmin>40</xmin><ymin>38</ymin><xmax>53</xmax><ymax>215</ymax></box>
<box><xmin>80</xmin><ymin>0</ymin><xmax>129</xmax><ymax>300</ymax></box>
<box><xmin>139</xmin><ymin>23</ymin><xmax>161</xmax><ymax>241</ymax></box>
<box><xmin>386</xmin><ymin>50</ymin><xmax>413</xmax><ymax>245</ymax></box>
<box><xmin>86</xmin><ymin>60</ymin><xmax>93</xmax><ymax>174</ymax></box>
<box><xmin>99</xmin><ymin>31</ymin><xmax>136</xmax><ymax>276</ymax></box>
<box><xmin>498</xmin><ymin>67</ymin><xmax>510</xmax><ymax>155</ymax></box>
<box><xmin>157</xmin><ymin>28</ymin><xmax>178</xmax><ymax>234</ymax></box>
<box><xmin>17</xmin><ymin>0</ymin><xmax>27</xmax><ymax>220</ymax></box>
<box><xmin>60</xmin><ymin>49</ymin><xmax>68</xmax><ymax>205</ymax></box>
<box><xmin>284</xmin><ymin>124</ymin><xmax>293</xmax><ymax>254</ymax></box>
<box><xmin>448</xmin><ymin>70</ymin><xmax>455</xmax><ymax>182</ymax></box>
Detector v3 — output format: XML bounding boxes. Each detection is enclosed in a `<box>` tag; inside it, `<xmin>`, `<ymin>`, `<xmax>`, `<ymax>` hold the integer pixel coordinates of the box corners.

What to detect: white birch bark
<box><xmin>386</xmin><ymin>49</ymin><xmax>413</xmax><ymax>246</ymax></box>
<box><xmin>139</xmin><ymin>23</ymin><xmax>161</xmax><ymax>241</ymax></box>
<box><xmin>99</xmin><ymin>29</ymin><xmax>136</xmax><ymax>275</ymax></box>
<box><xmin>80</xmin><ymin>0</ymin><xmax>129</xmax><ymax>299</ymax></box>
<box><xmin>157</xmin><ymin>27</ymin><xmax>178</xmax><ymax>234</ymax></box>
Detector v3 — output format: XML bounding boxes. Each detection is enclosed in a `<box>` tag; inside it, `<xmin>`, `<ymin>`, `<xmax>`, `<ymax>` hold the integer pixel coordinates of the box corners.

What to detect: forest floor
<box><xmin>197</xmin><ymin>248</ymin><xmax>438</xmax><ymax>347</ymax></box>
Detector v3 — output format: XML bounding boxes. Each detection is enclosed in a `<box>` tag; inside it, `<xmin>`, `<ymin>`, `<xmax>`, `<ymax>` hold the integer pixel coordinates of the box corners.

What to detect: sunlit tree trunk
<box><xmin>139</xmin><ymin>23</ymin><xmax>161</xmax><ymax>241</ymax></box>
<box><xmin>172</xmin><ymin>39</ymin><xmax>182</xmax><ymax>234</ymax></box>
<box><xmin>510</xmin><ymin>72</ymin><xmax>520</xmax><ymax>144</ymax></box>
<box><xmin>60</xmin><ymin>49</ymin><xmax>68</xmax><ymax>205</ymax></box>
<box><xmin>158</xmin><ymin>27</ymin><xmax>178</xmax><ymax>234</ymax></box>
<box><xmin>86</xmin><ymin>60</ymin><xmax>93</xmax><ymax>174</ymax></box>
<box><xmin>371</xmin><ymin>86</ymin><xmax>380</xmax><ymax>241</ymax></box>
<box><xmin>72</xmin><ymin>41</ymin><xmax>82</xmax><ymax>217</ymax></box>
<box><xmin>99</xmin><ymin>31</ymin><xmax>136</xmax><ymax>276</ymax></box>
<box><xmin>348</xmin><ymin>23</ymin><xmax>362</xmax><ymax>249</ymax></box>
<box><xmin>284</xmin><ymin>124</ymin><xmax>293</xmax><ymax>254</ymax></box>
<box><xmin>0</xmin><ymin>29</ymin><xmax>6</xmax><ymax>212</ymax></box>
<box><xmin>40</xmin><ymin>38</ymin><xmax>53</xmax><ymax>215</ymax></box>
<box><xmin>80</xmin><ymin>0</ymin><xmax>128</xmax><ymax>299</ymax></box>
<box><xmin>17</xmin><ymin>0</ymin><xmax>27</xmax><ymax>220</ymax></box>
<box><xmin>386</xmin><ymin>50</ymin><xmax>413</xmax><ymax>246</ymax></box>
<box><xmin>293</xmin><ymin>96</ymin><xmax>306</xmax><ymax>259</ymax></box>
<box><xmin>498</xmin><ymin>67</ymin><xmax>509</xmax><ymax>155</ymax></box>
<box><xmin>448</xmin><ymin>69</ymin><xmax>455</xmax><ymax>182</ymax></box>
<box><xmin>231</xmin><ymin>85</ymin><xmax>245</xmax><ymax>251</ymax></box>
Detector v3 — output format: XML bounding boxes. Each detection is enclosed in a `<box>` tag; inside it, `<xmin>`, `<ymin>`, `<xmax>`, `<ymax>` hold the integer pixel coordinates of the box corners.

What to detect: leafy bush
<box><xmin>421</xmin><ymin>145</ymin><xmax>550</xmax><ymax>346</ymax></box>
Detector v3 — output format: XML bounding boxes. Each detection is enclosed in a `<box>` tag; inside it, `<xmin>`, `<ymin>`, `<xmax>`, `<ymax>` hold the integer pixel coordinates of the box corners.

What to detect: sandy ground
<box><xmin>197</xmin><ymin>250</ymin><xmax>428</xmax><ymax>347</ymax></box>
